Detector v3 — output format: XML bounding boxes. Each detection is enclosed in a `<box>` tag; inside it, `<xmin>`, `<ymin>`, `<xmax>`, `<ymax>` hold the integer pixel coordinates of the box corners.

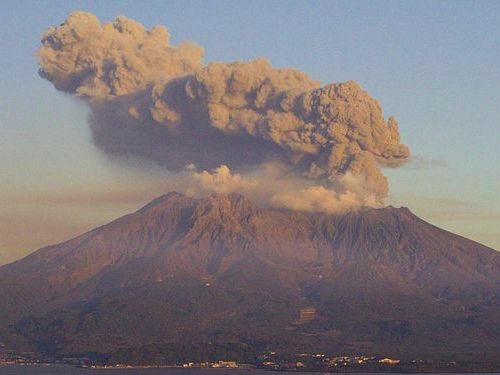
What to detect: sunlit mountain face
<box><xmin>0</xmin><ymin>193</ymin><xmax>499</xmax><ymax>362</ymax></box>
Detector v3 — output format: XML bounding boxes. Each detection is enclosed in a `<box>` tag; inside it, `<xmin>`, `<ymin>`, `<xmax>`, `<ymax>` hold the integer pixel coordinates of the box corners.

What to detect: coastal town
<box><xmin>0</xmin><ymin>343</ymin><xmax>400</xmax><ymax>369</ymax></box>
<box><xmin>1</xmin><ymin>343</ymin><xmax>494</xmax><ymax>372</ymax></box>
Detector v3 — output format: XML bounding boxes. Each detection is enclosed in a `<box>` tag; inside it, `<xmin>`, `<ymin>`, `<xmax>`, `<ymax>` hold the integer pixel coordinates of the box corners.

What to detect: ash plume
<box><xmin>37</xmin><ymin>11</ymin><xmax>410</xmax><ymax>212</ymax></box>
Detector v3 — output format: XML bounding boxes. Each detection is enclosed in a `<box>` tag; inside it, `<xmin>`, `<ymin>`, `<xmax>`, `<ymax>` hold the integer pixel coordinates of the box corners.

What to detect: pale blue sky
<box><xmin>0</xmin><ymin>0</ymin><xmax>499</xmax><ymax>264</ymax></box>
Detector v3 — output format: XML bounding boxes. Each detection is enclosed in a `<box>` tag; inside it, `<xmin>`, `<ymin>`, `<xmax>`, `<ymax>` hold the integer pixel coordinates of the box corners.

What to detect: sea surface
<box><xmin>0</xmin><ymin>366</ymin><xmax>302</xmax><ymax>375</ymax></box>
<box><xmin>1</xmin><ymin>366</ymin><xmax>499</xmax><ymax>375</ymax></box>
<box><xmin>0</xmin><ymin>366</ymin><xmax>282</xmax><ymax>374</ymax></box>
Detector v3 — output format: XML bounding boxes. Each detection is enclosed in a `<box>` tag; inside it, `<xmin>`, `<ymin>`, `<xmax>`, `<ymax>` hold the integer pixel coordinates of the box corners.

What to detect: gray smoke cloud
<box><xmin>37</xmin><ymin>11</ymin><xmax>410</xmax><ymax>212</ymax></box>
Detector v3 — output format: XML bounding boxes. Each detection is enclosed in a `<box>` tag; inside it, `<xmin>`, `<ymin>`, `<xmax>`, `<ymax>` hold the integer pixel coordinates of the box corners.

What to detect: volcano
<box><xmin>0</xmin><ymin>192</ymin><xmax>499</xmax><ymax>362</ymax></box>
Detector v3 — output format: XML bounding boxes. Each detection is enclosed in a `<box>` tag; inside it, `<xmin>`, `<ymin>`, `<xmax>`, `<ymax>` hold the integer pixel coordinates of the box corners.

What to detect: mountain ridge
<box><xmin>0</xmin><ymin>192</ymin><xmax>499</xmax><ymax>360</ymax></box>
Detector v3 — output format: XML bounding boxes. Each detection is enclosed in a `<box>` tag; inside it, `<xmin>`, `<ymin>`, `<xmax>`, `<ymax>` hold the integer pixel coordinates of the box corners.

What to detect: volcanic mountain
<box><xmin>0</xmin><ymin>192</ymin><xmax>499</xmax><ymax>362</ymax></box>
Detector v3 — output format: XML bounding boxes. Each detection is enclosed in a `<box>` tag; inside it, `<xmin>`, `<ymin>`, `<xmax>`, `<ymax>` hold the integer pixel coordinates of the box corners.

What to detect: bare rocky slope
<box><xmin>0</xmin><ymin>192</ymin><xmax>499</xmax><ymax>361</ymax></box>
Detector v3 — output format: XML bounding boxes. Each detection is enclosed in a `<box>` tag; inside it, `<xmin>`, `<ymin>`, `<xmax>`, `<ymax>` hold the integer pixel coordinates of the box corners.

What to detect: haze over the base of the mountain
<box><xmin>37</xmin><ymin>11</ymin><xmax>410</xmax><ymax>214</ymax></box>
<box><xmin>0</xmin><ymin>192</ymin><xmax>498</xmax><ymax>359</ymax></box>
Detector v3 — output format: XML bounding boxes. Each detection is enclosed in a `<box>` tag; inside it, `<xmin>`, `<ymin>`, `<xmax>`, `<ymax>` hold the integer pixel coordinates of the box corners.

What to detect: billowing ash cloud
<box><xmin>37</xmin><ymin>11</ymin><xmax>410</xmax><ymax>212</ymax></box>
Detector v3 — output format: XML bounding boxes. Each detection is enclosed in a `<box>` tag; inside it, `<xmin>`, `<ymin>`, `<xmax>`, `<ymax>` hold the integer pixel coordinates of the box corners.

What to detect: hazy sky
<box><xmin>0</xmin><ymin>0</ymin><xmax>499</xmax><ymax>265</ymax></box>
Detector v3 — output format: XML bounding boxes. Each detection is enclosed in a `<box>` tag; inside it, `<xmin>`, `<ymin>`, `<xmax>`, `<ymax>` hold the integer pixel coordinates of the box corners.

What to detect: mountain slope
<box><xmin>0</xmin><ymin>192</ymin><xmax>499</xmax><ymax>359</ymax></box>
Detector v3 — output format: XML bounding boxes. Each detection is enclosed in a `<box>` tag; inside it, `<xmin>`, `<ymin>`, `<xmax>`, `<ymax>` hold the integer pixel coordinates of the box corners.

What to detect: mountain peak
<box><xmin>207</xmin><ymin>191</ymin><xmax>258</xmax><ymax>211</ymax></box>
<box><xmin>137</xmin><ymin>191</ymin><xmax>191</xmax><ymax>213</ymax></box>
<box><xmin>137</xmin><ymin>191</ymin><xmax>260</xmax><ymax>219</ymax></box>
<box><xmin>1</xmin><ymin>192</ymin><xmax>499</xmax><ymax>361</ymax></box>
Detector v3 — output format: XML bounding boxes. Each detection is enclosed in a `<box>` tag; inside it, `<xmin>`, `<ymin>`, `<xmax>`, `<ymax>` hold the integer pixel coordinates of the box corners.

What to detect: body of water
<box><xmin>0</xmin><ymin>365</ymin><xmax>275</xmax><ymax>374</ymax></box>
<box><xmin>1</xmin><ymin>365</ymin><xmax>500</xmax><ymax>375</ymax></box>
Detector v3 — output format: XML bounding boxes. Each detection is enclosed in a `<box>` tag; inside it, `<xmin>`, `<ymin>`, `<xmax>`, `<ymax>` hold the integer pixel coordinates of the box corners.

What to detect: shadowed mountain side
<box><xmin>0</xmin><ymin>192</ymin><xmax>499</xmax><ymax>359</ymax></box>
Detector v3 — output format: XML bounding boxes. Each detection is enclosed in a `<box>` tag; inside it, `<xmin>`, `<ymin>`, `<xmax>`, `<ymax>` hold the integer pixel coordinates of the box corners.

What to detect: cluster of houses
<box><xmin>258</xmin><ymin>351</ymin><xmax>401</xmax><ymax>371</ymax></box>
<box><xmin>0</xmin><ymin>341</ymin><xmax>405</xmax><ymax>371</ymax></box>
<box><xmin>181</xmin><ymin>360</ymin><xmax>238</xmax><ymax>368</ymax></box>
<box><xmin>86</xmin><ymin>360</ymin><xmax>239</xmax><ymax>369</ymax></box>
<box><xmin>0</xmin><ymin>349</ymin><xmax>41</xmax><ymax>366</ymax></box>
